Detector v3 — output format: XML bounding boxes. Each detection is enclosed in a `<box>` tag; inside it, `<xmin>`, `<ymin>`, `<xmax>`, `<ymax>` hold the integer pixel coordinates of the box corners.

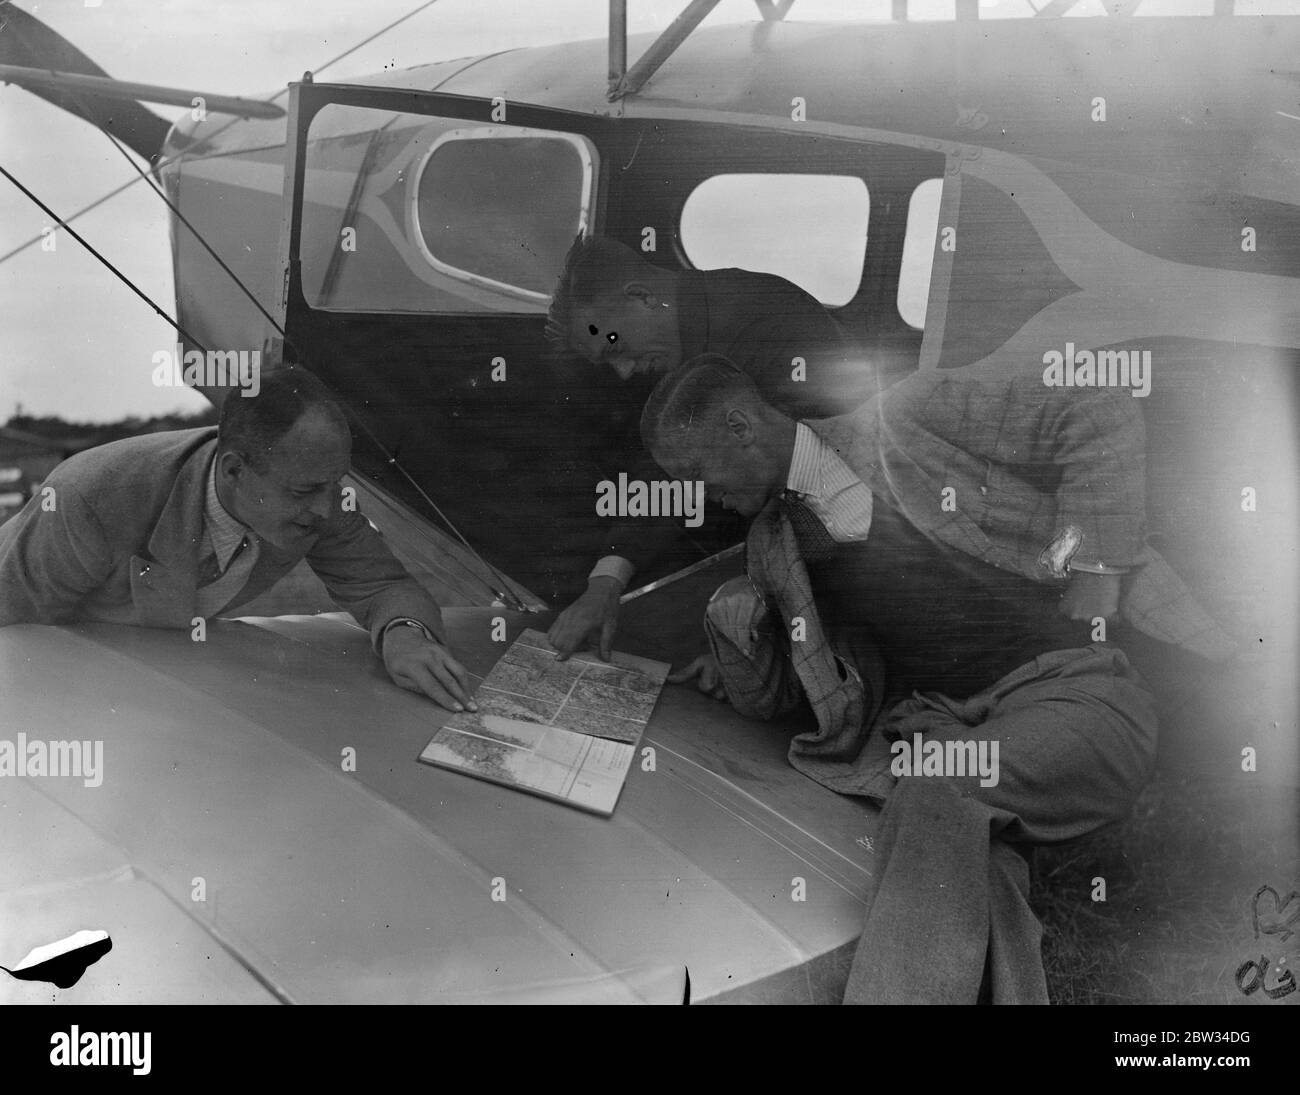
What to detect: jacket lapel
<box><xmin>811</xmin><ymin>408</ymin><xmax>996</xmax><ymax>564</ymax></box>
<box><xmin>131</xmin><ymin>438</ymin><xmax>215</xmax><ymax>627</ymax></box>
<box><xmin>219</xmin><ymin>541</ymin><xmax>300</xmax><ymax>614</ymax></box>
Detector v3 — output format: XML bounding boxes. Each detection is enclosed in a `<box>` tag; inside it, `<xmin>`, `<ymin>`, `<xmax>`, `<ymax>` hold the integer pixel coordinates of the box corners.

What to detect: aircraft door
<box><xmin>274</xmin><ymin>82</ymin><xmax>945</xmax><ymax>605</ymax></box>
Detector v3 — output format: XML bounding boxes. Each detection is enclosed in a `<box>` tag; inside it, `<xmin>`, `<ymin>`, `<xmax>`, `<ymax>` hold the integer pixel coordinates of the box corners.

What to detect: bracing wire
<box><xmin>84</xmin><ymin>126</ymin><xmax>526</xmax><ymax>610</ymax></box>
<box><xmin>3</xmin><ymin>157</ymin><xmax>522</xmax><ymax>609</ymax></box>
<box><xmin>0</xmin><ymin>0</ymin><xmax>447</xmax><ymax>266</ymax></box>
<box><xmin>1</xmin><ymin>0</ymin><xmax>539</xmax><ymax>610</ymax></box>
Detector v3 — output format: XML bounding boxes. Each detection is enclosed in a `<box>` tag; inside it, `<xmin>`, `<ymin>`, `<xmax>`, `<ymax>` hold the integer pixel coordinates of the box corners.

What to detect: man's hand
<box><xmin>548</xmin><ymin>576</ymin><xmax>622</xmax><ymax>661</ymax></box>
<box><xmin>1059</xmin><ymin>571</ymin><xmax>1121</xmax><ymax>622</ymax></box>
<box><xmin>382</xmin><ymin>625</ymin><xmax>477</xmax><ymax>712</ymax></box>
<box><xmin>667</xmin><ymin>653</ymin><xmax>728</xmax><ymax>701</ymax></box>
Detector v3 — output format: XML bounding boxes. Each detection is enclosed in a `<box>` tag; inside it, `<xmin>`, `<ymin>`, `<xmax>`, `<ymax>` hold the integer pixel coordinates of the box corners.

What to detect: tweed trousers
<box><xmin>705</xmin><ymin>577</ymin><xmax>1159</xmax><ymax>1004</ymax></box>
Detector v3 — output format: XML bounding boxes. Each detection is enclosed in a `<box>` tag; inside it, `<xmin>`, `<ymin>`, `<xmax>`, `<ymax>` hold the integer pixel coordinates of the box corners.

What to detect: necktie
<box><xmin>196</xmin><ymin>534</ymin><xmax>259</xmax><ymax>617</ymax></box>
<box><xmin>781</xmin><ymin>492</ymin><xmax>837</xmax><ymax>563</ymax></box>
<box><xmin>742</xmin><ymin>500</ymin><xmax>870</xmax><ymax>769</ymax></box>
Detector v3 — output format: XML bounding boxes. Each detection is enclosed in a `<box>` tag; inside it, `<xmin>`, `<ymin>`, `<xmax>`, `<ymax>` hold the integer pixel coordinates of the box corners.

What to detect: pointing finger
<box><xmin>399</xmin><ymin>664</ymin><xmax>463</xmax><ymax>713</ymax></box>
<box><xmin>433</xmin><ymin>649</ymin><xmax>477</xmax><ymax>710</ymax></box>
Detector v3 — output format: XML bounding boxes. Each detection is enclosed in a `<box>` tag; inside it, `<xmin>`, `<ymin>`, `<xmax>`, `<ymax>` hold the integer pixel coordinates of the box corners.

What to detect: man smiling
<box><xmin>0</xmin><ymin>367</ymin><xmax>475</xmax><ymax>713</ymax></box>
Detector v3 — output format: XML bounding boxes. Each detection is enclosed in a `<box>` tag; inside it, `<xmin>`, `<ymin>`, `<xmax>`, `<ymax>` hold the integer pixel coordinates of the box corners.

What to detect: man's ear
<box><xmin>216</xmin><ymin>449</ymin><xmax>244</xmax><ymax>480</ymax></box>
<box><xmin>622</xmin><ymin>281</ymin><xmax>660</xmax><ymax>310</ymax></box>
<box><xmin>726</xmin><ymin>408</ymin><xmax>755</xmax><ymax>445</ymax></box>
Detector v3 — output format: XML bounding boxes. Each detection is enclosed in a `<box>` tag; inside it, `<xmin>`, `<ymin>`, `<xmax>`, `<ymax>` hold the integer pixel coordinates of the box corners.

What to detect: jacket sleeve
<box><xmin>0</xmin><ymin>481</ymin><xmax>115</xmax><ymax>626</ymax></box>
<box><xmin>596</xmin><ymin>445</ymin><xmax>700</xmax><ymax>579</ymax></box>
<box><xmin>597</xmin><ymin>449</ymin><xmax>747</xmax><ymax>589</ymax></box>
<box><xmin>304</xmin><ymin>507</ymin><xmax>446</xmax><ymax>654</ymax></box>
<box><xmin>901</xmin><ymin>368</ymin><xmax>1149</xmax><ymax>569</ymax></box>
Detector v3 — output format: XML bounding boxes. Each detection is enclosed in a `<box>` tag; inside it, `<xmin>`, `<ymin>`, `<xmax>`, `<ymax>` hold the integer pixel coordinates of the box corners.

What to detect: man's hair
<box><xmin>218</xmin><ymin>366</ymin><xmax>349</xmax><ymax>470</ymax></box>
<box><xmin>544</xmin><ymin>233</ymin><xmax>657</xmax><ymax>352</ymax></box>
<box><xmin>640</xmin><ymin>353</ymin><xmax>764</xmax><ymax>452</ymax></box>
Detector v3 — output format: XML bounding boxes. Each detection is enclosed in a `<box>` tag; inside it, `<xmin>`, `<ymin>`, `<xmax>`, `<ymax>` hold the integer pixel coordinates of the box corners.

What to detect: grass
<box><xmin>1033</xmin><ymin>772</ymin><xmax>1299</xmax><ymax>1004</ymax></box>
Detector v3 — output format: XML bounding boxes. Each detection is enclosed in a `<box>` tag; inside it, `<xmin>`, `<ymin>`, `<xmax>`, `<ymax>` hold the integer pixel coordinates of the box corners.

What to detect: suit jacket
<box><xmin>0</xmin><ymin>428</ymin><xmax>446</xmax><ymax>649</ymax></box>
<box><xmin>673</xmin><ymin>268</ymin><xmax>873</xmax><ymax>417</ymax></box>
<box><xmin>808</xmin><ymin>364</ymin><xmax>1236</xmax><ymax>661</ymax></box>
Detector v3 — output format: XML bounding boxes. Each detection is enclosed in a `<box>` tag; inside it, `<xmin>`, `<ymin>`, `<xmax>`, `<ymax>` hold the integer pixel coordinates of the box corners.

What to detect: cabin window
<box><xmin>413</xmin><ymin>128</ymin><xmax>595</xmax><ymax>301</ymax></box>
<box><xmin>678</xmin><ymin>174</ymin><xmax>869</xmax><ymax>307</ymax></box>
<box><xmin>897</xmin><ymin>178</ymin><xmax>943</xmax><ymax>330</ymax></box>
<box><xmin>299</xmin><ymin>104</ymin><xmax>596</xmax><ymax>314</ymax></box>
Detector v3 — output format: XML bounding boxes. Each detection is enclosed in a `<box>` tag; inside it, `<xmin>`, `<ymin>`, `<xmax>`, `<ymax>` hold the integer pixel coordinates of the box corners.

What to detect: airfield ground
<box><xmin>1035</xmin><ymin>773</ymin><xmax>1299</xmax><ymax>1005</ymax></box>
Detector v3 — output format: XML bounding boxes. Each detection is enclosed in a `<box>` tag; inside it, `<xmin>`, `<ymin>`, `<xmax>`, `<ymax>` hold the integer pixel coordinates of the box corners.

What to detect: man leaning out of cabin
<box><xmin>643</xmin><ymin>354</ymin><xmax>1237</xmax><ymax>1005</ymax></box>
<box><xmin>0</xmin><ymin>367</ymin><xmax>477</xmax><ymax>713</ymax></box>
<box><xmin>543</xmin><ymin>232</ymin><xmax>874</xmax><ymax>661</ymax></box>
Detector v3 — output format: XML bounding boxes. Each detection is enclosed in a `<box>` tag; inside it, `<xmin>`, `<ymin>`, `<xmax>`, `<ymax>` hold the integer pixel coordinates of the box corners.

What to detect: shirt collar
<box><xmin>785</xmin><ymin>422</ymin><xmax>824</xmax><ymax>497</ymax></box>
<box><xmin>204</xmin><ymin>455</ymin><xmax>252</xmax><ymax>569</ymax></box>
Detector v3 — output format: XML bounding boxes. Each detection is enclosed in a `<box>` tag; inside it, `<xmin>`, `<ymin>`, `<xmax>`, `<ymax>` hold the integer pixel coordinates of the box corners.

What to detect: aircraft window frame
<box><xmin>897</xmin><ymin>177</ymin><xmax>944</xmax><ymax>331</ymax></box>
<box><xmin>676</xmin><ymin>172</ymin><xmax>871</xmax><ymax>309</ymax></box>
<box><xmin>409</xmin><ymin>125</ymin><xmax>599</xmax><ymax>305</ymax></box>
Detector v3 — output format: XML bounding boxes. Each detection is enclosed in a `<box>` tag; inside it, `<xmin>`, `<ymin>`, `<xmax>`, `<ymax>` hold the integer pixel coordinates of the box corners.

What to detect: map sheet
<box><xmin>418</xmin><ymin>629</ymin><xmax>670</xmax><ymax>816</ymax></box>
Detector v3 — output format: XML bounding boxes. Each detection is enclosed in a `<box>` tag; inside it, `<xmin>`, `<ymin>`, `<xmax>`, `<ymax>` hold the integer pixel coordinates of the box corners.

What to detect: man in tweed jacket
<box><xmin>645</xmin><ymin>355</ymin><xmax>1235</xmax><ymax>1004</ymax></box>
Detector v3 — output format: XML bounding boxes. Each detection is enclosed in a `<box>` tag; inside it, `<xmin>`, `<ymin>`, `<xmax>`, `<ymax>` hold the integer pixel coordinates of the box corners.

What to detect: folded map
<box><xmin>418</xmin><ymin>629</ymin><xmax>670</xmax><ymax>816</ymax></box>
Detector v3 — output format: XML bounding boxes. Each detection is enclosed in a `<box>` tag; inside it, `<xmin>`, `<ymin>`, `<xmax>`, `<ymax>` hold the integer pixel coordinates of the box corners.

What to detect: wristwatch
<box><xmin>381</xmin><ymin>617</ymin><xmax>434</xmax><ymax>652</ymax></box>
<box><xmin>1066</xmin><ymin>560</ymin><xmax>1131</xmax><ymax>575</ymax></box>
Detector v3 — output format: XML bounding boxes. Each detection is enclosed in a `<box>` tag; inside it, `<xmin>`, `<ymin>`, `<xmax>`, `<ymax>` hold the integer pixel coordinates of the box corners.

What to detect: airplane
<box><xmin>0</xmin><ymin>0</ymin><xmax>1297</xmax><ymax>1004</ymax></box>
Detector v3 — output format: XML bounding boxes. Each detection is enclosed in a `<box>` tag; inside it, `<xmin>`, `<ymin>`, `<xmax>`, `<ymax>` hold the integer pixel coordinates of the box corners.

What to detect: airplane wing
<box><xmin>0</xmin><ymin>0</ymin><xmax>171</xmax><ymax>162</ymax></box>
<box><xmin>0</xmin><ymin>602</ymin><xmax>878</xmax><ymax>1003</ymax></box>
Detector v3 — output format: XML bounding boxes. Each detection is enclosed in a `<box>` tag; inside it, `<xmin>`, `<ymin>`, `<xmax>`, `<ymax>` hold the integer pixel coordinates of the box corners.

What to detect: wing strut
<box><xmin>607</xmin><ymin>0</ymin><xmax>723</xmax><ymax>101</ymax></box>
<box><xmin>0</xmin><ymin>65</ymin><xmax>285</xmax><ymax>119</ymax></box>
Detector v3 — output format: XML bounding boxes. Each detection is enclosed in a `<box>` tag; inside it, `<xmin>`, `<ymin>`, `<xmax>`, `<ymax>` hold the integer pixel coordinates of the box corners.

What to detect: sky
<box><xmin>2</xmin><ymin>0</ymin><xmax>1292</xmax><ymax>421</ymax></box>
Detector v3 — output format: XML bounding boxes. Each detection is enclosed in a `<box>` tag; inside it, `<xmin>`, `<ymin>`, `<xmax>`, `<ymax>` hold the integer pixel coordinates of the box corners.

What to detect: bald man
<box><xmin>0</xmin><ymin>367</ymin><xmax>476</xmax><ymax>713</ymax></box>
